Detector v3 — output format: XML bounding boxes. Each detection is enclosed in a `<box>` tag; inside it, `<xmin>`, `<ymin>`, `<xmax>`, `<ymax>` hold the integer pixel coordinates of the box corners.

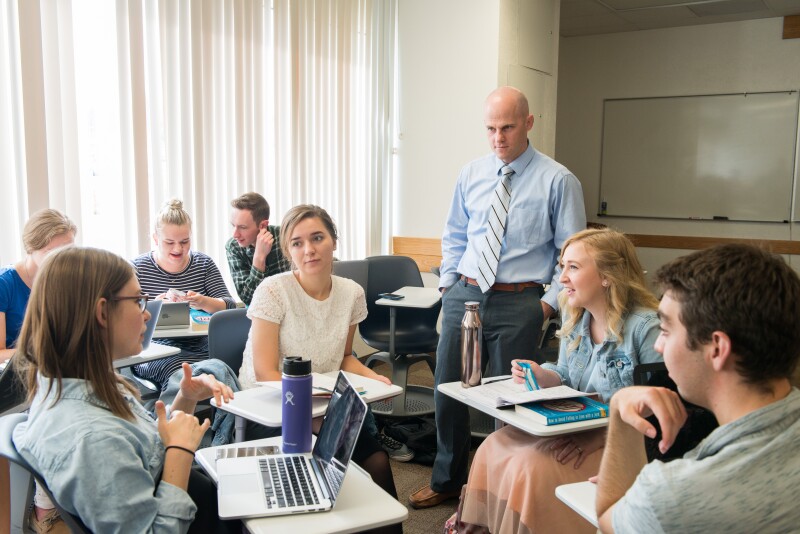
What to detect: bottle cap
<box><xmin>464</xmin><ymin>301</ymin><xmax>480</xmax><ymax>310</ymax></box>
<box><xmin>283</xmin><ymin>356</ymin><xmax>311</xmax><ymax>376</ymax></box>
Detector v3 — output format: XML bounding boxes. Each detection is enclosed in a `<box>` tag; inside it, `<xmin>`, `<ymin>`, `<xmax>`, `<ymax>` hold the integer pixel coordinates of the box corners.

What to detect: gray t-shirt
<box><xmin>613</xmin><ymin>388</ymin><xmax>800</xmax><ymax>533</ymax></box>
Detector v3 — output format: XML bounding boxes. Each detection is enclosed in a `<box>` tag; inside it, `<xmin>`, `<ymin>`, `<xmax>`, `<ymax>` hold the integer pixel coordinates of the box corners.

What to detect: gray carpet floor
<box><xmin>370</xmin><ymin>359</ymin><xmax>465</xmax><ymax>534</ymax></box>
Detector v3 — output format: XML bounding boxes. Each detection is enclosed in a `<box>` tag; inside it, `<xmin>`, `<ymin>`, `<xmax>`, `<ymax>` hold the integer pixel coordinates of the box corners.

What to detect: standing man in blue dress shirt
<box><xmin>409</xmin><ymin>86</ymin><xmax>587</xmax><ymax>508</ymax></box>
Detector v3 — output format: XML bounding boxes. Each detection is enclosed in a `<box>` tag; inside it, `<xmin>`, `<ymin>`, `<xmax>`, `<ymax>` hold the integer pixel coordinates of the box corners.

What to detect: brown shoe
<box><xmin>408</xmin><ymin>485</ymin><xmax>460</xmax><ymax>509</ymax></box>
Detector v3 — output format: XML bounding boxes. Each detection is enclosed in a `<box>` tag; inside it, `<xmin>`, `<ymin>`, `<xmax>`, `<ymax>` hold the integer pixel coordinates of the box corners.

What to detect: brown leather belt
<box><xmin>461</xmin><ymin>275</ymin><xmax>541</xmax><ymax>292</ymax></box>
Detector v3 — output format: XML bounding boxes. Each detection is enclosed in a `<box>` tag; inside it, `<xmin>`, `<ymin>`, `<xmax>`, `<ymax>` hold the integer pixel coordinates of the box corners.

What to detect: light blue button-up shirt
<box><xmin>440</xmin><ymin>144</ymin><xmax>586</xmax><ymax>309</ymax></box>
<box><xmin>12</xmin><ymin>377</ymin><xmax>197</xmax><ymax>533</ymax></box>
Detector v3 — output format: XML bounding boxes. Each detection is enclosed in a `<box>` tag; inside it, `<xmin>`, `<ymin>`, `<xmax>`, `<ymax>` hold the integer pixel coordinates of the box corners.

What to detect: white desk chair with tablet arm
<box><xmin>555</xmin><ymin>481</ymin><xmax>598</xmax><ymax>528</ymax></box>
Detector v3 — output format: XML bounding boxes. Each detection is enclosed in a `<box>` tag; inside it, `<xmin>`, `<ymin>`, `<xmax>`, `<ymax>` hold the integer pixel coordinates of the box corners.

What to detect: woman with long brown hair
<box><xmin>12</xmin><ymin>247</ymin><xmax>236</xmax><ymax>533</ymax></box>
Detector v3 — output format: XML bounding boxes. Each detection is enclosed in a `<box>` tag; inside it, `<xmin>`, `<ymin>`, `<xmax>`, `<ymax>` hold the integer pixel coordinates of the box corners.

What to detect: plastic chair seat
<box><xmin>0</xmin><ymin>413</ymin><xmax>90</xmax><ymax>533</ymax></box>
<box><xmin>360</xmin><ymin>330</ymin><xmax>439</xmax><ymax>354</ymax></box>
<box><xmin>359</xmin><ymin>255</ymin><xmax>441</xmax><ymax>417</ymax></box>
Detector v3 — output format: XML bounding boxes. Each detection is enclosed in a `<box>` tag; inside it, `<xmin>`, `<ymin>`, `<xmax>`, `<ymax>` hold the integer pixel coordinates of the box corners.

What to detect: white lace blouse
<box><xmin>239</xmin><ymin>272</ymin><xmax>368</xmax><ymax>390</ymax></box>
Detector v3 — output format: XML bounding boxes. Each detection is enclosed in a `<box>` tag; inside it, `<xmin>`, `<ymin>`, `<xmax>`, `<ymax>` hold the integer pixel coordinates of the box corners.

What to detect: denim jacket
<box><xmin>160</xmin><ymin>358</ymin><xmax>241</xmax><ymax>446</ymax></box>
<box><xmin>12</xmin><ymin>377</ymin><xmax>196</xmax><ymax>533</ymax></box>
<box><xmin>541</xmin><ymin>307</ymin><xmax>662</xmax><ymax>403</ymax></box>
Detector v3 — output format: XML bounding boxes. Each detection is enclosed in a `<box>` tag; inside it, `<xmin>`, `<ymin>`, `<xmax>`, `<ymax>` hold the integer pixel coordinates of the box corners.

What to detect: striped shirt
<box><xmin>131</xmin><ymin>251</ymin><xmax>235</xmax><ymax>387</ymax></box>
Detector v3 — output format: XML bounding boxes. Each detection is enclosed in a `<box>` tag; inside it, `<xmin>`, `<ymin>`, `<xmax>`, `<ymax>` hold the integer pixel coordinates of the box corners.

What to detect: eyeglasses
<box><xmin>110</xmin><ymin>294</ymin><xmax>151</xmax><ymax>312</ymax></box>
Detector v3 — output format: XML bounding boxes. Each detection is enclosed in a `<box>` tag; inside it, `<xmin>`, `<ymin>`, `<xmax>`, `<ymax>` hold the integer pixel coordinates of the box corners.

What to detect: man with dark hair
<box><xmin>225</xmin><ymin>192</ymin><xmax>290</xmax><ymax>305</ymax></box>
<box><xmin>596</xmin><ymin>244</ymin><xmax>800</xmax><ymax>532</ymax></box>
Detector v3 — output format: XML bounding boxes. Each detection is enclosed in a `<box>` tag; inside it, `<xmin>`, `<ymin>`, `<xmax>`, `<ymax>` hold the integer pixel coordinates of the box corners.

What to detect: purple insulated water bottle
<box><xmin>281</xmin><ymin>356</ymin><xmax>312</xmax><ymax>453</ymax></box>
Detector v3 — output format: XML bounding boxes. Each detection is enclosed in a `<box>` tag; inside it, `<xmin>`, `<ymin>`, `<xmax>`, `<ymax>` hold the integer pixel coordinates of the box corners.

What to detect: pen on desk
<box><xmin>483</xmin><ymin>376</ymin><xmax>512</xmax><ymax>385</ymax></box>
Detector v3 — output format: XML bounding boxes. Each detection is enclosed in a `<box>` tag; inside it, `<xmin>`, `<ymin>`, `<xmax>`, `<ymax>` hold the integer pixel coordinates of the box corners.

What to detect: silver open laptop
<box><xmin>142</xmin><ymin>300</ymin><xmax>163</xmax><ymax>349</ymax></box>
<box><xmin>154</xmin><ymin>301</ymin><xmax>190</xmax><ymax>330</ymax></box>
<box><xmin>216</xmin><ymin>371</ymin><xmax>367</xmax><ymax>519</ymax></box>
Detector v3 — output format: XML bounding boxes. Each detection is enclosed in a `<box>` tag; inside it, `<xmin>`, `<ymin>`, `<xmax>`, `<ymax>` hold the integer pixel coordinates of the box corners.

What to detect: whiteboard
<box><xmin>599</xmin><ymin>92</ymin><xmax>799</xmax><ymax>222</ymax></box>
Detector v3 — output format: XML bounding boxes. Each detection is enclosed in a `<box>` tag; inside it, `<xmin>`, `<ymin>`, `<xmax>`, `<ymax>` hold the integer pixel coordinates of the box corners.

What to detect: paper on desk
<box><xmin>461</xmin><ymin>380</ymin><xmax>588</xmax><ymax>408</ymax></box>
<box><xmin>255</xmin><ymin>372</ymin><xmax>366</xmax><ymax>396</ymax></box>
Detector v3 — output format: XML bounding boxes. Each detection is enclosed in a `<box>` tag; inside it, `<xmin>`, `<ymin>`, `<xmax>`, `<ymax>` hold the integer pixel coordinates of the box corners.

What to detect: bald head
<box><xmin>485</xmin><ymin>86</ymin><xmax>530</xmax><ymax>118</ymax></box>
<box><xmin>484</xmin><ymin>86</ymin><xmax>534</xmax><ymax>163</ymax></box>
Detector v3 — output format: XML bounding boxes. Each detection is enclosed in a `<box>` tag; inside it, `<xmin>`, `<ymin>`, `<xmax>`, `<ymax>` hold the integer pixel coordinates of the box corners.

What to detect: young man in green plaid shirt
<box><xmin>226</xmin><ymin>192</ymin><xmax>290</xmax><ymax>305</ymax></box>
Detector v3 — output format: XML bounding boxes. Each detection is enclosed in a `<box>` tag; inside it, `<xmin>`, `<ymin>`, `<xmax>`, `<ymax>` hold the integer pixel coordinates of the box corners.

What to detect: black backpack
<box><xmin>382</xmin><ymin>415</ymin><xmax>438</xmax><ymax>465</ymax></box>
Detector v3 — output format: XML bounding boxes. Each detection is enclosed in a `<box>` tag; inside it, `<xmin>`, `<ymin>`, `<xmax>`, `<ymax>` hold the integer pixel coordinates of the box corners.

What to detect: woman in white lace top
<box><xmin>239</xmin><ymin>205</ymin><xmax>390</xmax><ymax>387</ymax></box>
<box><xmin>239</xmin><ymin>204</ymin><xmax>401</xmax><ymax>533</ymax></box>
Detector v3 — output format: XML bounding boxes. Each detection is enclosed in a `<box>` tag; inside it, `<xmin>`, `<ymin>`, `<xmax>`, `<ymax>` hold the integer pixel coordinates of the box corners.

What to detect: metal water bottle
<box><xmin>460</xmin><ymin>301</ymin><xmax>482</xmax><ymax>387</ymax></box>
<box><xmin>281</xmin><ymin>356</ymin><xmax>312</xmax><ymax>453</ymax></box>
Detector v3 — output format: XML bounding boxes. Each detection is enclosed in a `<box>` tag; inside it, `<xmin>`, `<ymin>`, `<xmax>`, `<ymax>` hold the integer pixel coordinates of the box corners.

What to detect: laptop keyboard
<box><xmin>323</xmin><ymin>464</ymin><xmax>345</xmax><ymax>497</ymax></box>
<box><xmin>259</xmin><ymin>457</ymin><xmax>320</xmax><ymax>509</ymax></box>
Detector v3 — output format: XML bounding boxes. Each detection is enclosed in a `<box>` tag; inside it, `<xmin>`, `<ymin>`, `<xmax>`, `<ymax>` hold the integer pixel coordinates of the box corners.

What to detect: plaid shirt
<box><xmin>225</xmin><ymin>225</ymin><xmax>291</xmax><ymax>305</ymax></box>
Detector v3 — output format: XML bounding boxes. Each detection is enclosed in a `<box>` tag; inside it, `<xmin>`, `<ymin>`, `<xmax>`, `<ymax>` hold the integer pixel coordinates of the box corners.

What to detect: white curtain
<box><xmin>3</xmin><ymin>0</ymin><xmax>396</xmax><ymax>280</ymax></box>
<box><xmin>0</xmin><ymin>0</ymin><xmax>26</xmax><ymax>264</ymax></box>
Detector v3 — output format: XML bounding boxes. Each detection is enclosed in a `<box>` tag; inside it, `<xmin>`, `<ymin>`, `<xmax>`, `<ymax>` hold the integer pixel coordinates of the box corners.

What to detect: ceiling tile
<box><xmin>763</xmin><ymin>0</ymin><xmax>800</xmax><ymax>13</ymax></box>
<box><xmin>561</xmin><ymin>0</ymin><xmax>616</xmax><ymax>18</ymax></box>
<box><xmin>689</xmin><ymin>0</ymin><xmax>768</xmax><ymax>16</ymax></box>
<box><xmin>561</xmin><ymin>24</ymin><xmax>641</xmax><ymax>36</ymax></box>
<box><xmin>601</xmin><ymin>0</ymin><xmax>695</xmax><ymax>10</ymax></box>
<box><xmin>560</xmin><ymin>12</ymin><xmax>639</xmax><ymax>30</ymax></box>
<box><xmin>560</xmin><ymin>0</ymin><xmax>796</xmax><ymax>37</ymax></box>
<box><xmin>617</xmin><ymin>5</ymin><xmax>698</xmax><ymax>23</ymax></box>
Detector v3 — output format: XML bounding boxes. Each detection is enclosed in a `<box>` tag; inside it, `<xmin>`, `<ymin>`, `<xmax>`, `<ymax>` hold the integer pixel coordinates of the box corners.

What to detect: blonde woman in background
<box><xmin>131</xmin><ymin>199</ymin><xmax>236</xmax><ymax>390</ymax></box>
<box><xmin>0</xmin><ymin>209</ymin><xmax>77</xmax><ymax>364</ymax></box>
<box><xmin>448</xmin><ymin>229</ymin><xmax>662</xmax><ymax>534</ymax></box>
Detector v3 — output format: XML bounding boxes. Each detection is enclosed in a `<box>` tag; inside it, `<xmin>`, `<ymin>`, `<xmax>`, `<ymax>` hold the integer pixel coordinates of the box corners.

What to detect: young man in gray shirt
<box><xmin>596</xmin><ymin>244</ymin><xmax>800</xmax><ymax>533</ymax></box>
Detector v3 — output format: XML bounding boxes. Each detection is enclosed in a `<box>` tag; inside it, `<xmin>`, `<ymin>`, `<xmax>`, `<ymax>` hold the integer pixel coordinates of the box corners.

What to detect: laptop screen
<box><xmin>142</xmin><ymin>300</ymin><xmax>163</xmax><ymax>349</ymax></box>
<box><xmin>312</xmin><ymin>372</ymin><xmax>367</xmax><ymax>490</ymax></box>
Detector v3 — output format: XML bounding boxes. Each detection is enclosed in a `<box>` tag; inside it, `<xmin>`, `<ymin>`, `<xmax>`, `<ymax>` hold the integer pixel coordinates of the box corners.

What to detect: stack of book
<box><xmin>515</xmin><ymin>396</ymin><xmax>609</xmax><ymax>425</ymax></box>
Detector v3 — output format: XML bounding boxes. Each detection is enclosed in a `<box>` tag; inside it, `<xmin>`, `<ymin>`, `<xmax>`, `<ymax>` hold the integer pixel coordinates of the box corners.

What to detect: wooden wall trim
<box><xmin>392</xmin><ymin>237</ymin><xmax>442</xmax><ymax>273</ymax></box>
<box><xmin>784</xmin><ymin>15</ymin><xmax>800</xmax><ymax>39</ymax></box>
<box><xmin>393</xmin><ymin>234</ymin><xmax>800</xmax><ymax>271</ymax></box>
<box><xmin>626</xmin><ymin>234</ymin><xmax>800</xmax><ymax>255</ymax></box>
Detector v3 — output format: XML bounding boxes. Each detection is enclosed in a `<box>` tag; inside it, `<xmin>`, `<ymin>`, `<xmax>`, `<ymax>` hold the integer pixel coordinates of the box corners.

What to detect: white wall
<box><xmin>395</xmin><ymin>0</ymin><xmax>562</xmax><ymax>240</ymax></box>
<box><xmin>395</xmin><ymin>0</ymin><xmax>500</xmax><ymax>239</ymax></box>
<box><xmin>556</xmin><ymin>17</ymin><xmax>800</xmax><ymax>277</ymax></box>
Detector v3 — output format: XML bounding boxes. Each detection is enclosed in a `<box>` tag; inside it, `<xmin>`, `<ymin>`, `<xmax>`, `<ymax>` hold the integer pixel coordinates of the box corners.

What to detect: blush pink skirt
<box><xmin>453</xmin><ymin>425</ymin><xmax>603</xmax><ymax>534</ymax></box>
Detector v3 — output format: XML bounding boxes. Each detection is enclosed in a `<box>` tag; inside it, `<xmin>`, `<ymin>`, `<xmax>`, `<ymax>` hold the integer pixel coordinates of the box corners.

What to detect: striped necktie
<box><xmin>477</xmin><ymin>165</ymin><xmax>514</xmax><ymax>292</ymax></box>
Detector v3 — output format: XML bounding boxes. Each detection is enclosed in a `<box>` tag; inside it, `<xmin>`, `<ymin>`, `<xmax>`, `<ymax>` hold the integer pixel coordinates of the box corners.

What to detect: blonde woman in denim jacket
<box><xmin>447</xmin><ymin>229</ymin><xmax>662</xmax><ymax>534</ymax></box>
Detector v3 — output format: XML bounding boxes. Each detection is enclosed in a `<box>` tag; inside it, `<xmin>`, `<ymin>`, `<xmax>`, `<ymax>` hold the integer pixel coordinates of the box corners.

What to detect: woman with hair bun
<box><xmin>131</xmin><ymin>199</ymin><xmax>236</xmax><ymax>390</ymax></box>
